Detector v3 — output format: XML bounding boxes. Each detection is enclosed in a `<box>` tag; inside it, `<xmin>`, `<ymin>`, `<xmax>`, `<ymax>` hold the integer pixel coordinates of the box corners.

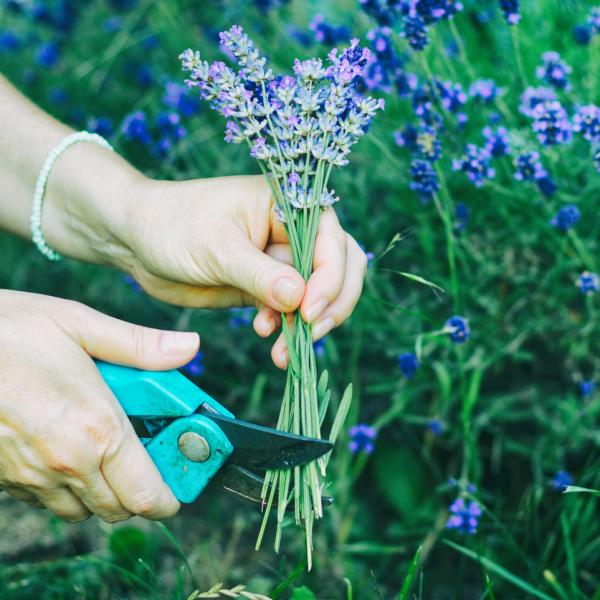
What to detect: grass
<box><xmin>1</xmin><ymin>0</ymin><xmax>600</xmax><ymax>597</ymax></box>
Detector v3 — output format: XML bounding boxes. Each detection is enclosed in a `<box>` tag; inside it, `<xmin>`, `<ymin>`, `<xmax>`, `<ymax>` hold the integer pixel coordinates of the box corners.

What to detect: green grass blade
<box><xmin>397</xmin><ymin>545</ymin><xmax>422</xmax><ymax>600</ymax></box>
<box><xmin>484</xmin><ymin>572</ymin><xmax>496</xmax><ymax>600</ymax></box>
<box><xmin>563</xmin><ymin>485</ymin><xmax>600</xmax><ymax>497</ymax></box>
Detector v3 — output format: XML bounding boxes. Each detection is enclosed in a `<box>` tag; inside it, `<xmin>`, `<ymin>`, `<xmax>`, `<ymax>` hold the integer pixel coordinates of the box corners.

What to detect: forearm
<box><xmin>0</xmin><ymin>74</ymin><xmax>142</xmax><ymax>268</ymax></box>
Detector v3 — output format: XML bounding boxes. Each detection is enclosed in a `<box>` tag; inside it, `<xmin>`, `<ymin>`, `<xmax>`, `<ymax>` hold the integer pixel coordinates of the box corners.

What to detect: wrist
<box><xmin>43</xmin><ymin>141</ymin><xmax>145</xmax><ymax>271</ymax></box>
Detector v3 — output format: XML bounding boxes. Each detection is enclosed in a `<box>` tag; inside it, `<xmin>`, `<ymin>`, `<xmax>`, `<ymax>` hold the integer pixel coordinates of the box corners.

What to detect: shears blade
<box><xmin>200</xmin><ymin>409</ymin><xmax>333</xmax><ymax>470</ymax></box>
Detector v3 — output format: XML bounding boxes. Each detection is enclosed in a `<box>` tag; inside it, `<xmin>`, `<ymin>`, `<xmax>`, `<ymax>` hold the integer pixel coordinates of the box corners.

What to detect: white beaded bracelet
<box><xmin>31</xmin><ymin>131</ymin><xmax>114</xmax><ymax>261</ymax></box>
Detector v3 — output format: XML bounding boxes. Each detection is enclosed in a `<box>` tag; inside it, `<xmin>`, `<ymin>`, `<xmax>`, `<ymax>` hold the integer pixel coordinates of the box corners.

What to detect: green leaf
<box><xmin>397</xmin><ymin>545</ymin><xmax>422</xmax><ymax>600</ymax></box>
<box><xmin>379</xmin><ymin>269</ymin><xmax>446</xmax><ymax>294</ymax></box>
<box><xmin>329</xmin><ymin>383</ymin><xmax>353</xmax><ymax>444</ymax></box>
<box><xmin>290</xmin><ymin>586</ymin><xmax>318</xmax><ymax>600</ymax></box>
<box><xmin>564</xmin><ymin>485</ymin><xmax>600</xmax><ymax>497</ymax></box>
<box><xmin>443</xmin><ymin>539</ymin><xmax>554</xmax><ymax>600</ymax></box>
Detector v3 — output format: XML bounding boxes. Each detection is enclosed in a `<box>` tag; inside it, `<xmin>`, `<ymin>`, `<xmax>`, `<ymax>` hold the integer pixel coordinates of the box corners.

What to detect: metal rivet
<box><xmin>178</xmin><ymin>432</ymin><xmax>211</xmax><ymax>462</ymax></box>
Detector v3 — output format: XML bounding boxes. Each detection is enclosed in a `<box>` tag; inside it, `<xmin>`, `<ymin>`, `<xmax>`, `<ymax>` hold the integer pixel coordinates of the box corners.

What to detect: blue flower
<box><xmin>482</xmin><ymin>126</ymin><xmax>510</xmax><ymax>157</ymax></box>
<box><xmin>577</xmin><ymin>272</ymin><xmax>599</xmax><ymax>295</ymax></box>
<box><xmin>435</xmin><ymin>79</ymin><xmax>467</xmax><ymax>117</ymax></box>
<box><xmin>519</xmin><ymin>86</ymin><xmax>556</xmax><ymax>118</ymax></box>
<box><xmin>410</xmin><ymin>159</ymin><xmax>440</xmax><ymax>200</ymax></box>
<box><xmin>163</xmin><ymin>81</ymin><xmax>200</xmax><ymax>117</ymax></box>
<box><xmin>455</xmin><ymin>202</ymin><xmax>470</xmax><ymax>232</ymax></box>
<box><xmin>573</xmin><ymin>24</ymin><xmax>592</xmax><ymax>45</ymax></box>
<box><xmin>580</xmin><ymin>381</ymin><xmax>596</xmax><ymax>397</ymax></box>
<box><xmin>310</xmin><ymin>15</ymin><xmax>350</xmax><ymax>45</ymax></box>
<box><xmin>121</xmin><ymin>110</ymin><xmax>152</xmax><ymax>144</ymax></box>
<box><xmin>0</xmin><ymin>30</ymin><xmax>20</xmax><ymax>52</ymax></box>
<box><xmin>402</xmin><ymin>11</ymin><xmax>428</xmax><ymax>51</ymax></box>
<box><xmin>313</xmin><ymin>338</ymin><xmax>326</xmax><ymax>357</ymax></box>
<box><xmin>446</xmin><ymin>498</ymin><xmax>482</xmax><ymax>534</ymax></box>
<box><xmin>87</xmin><ymin>116</ymin><xmax>114</xmax><ymax>138</ymax></box>
<box><xmin>536</xmin><ymin>51</ymin><xmax>572</xmax><ymax>90</ymax></box>
<box><xmin>551</xmin><ymin>470</ymin><xmax>573</xmax><ymax>491</ymax></box>
<box><xmin>183</xmin><ymin>351</ymin><xmax>204</xmax><ymax>377</ymax></box>
<box><xmin>398</xmin><ymin>352</ymin><xmax>419</xmax><ymax>378</ymax></box>
<box><xmin>444</xmin><ymin>315</ymin><xmax>470</xmax><ymax>343</ymax></box>
<box><xmin>348</xmin><ymin>424</ymin><xmax>377</xmax><ymax>454</ymax></box>
<box><xmin>427</xmin><ymin>419</ymin><xmax>445</xmax><ymax>435</ymax></box>
<box><xmin>588</xmin><ymin>7</ymin><xmax>600</xmax><ymax>33</ymax></box>
<box><xmin>513</xmin><ymin>151</ymin><xmax>556</xmax><ymax>197</ymax></box>
<box><xmin>229</xmin><ymin>307</ymin><xmax>254</xmax><ymax>328</ymax></box>
<box><xmin>573</xmin><ymin>105</ymin><xmax>600</xmax><ymax>143</ymax></box>
<box><xmin>452</xmin><ymin>144</ymin><xmax>495</xmax><ymax>187</ymax></box>
<box><xmin>36</xmin><ymin>40</ymin><xmax>60</xmax><ymax>67</ymax></box>
<box><xmin>532</xmin><ymin>100</ymin><xmax>572</xmax><ymax>146</ymax></box>
<box><xmin>48</xmin><ymin>87</ymin><xmax>69</xmax><ymax>105</ymax></box>
<box><xmin>499</xmin><ymin>0</ymin><xmax>520</xmax><ymax>25</ymax></box>
<box><xmin>469</xmin><ymin>79</ymin><xmax>501</xmax><ymax>103</ymax></box>
<box><xmin>358</xmin><ymin>0</ymin><xmax>400</xmax><ymax>26</ymax></box>
<box><xmin>551</xmin><ymin>205</ymin><xmax>580</xmax><ymax>232</ymax></box>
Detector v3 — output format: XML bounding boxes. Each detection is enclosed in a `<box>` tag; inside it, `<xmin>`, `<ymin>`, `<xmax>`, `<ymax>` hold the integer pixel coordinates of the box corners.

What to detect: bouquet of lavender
<box><xmin>180</xmin><ymin>26</ymin><xmax>383</xmax><ymax>566</ymax></box>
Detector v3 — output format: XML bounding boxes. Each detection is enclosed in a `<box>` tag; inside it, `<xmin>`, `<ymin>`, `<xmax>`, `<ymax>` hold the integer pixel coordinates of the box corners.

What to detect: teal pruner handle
<box><xmin>95</xmin><ymin>361</ymin><xmax>234</xmax><ymax>503</ymax></box>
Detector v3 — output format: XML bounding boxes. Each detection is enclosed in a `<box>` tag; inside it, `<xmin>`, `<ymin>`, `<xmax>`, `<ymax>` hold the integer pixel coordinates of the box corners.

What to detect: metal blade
<box><xmin>200</xmin><ymin>409</ymin><xmax>333</xmax><ymax>470</ymax></box>
<box><xmin>213</xmin><ymin>464</ymin><xmax>333</xmax><ymax>508</ymax></box>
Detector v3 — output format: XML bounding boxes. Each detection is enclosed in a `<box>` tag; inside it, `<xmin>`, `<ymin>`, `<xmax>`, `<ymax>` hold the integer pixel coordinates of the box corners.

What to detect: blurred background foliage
<box><xmin>1</xmin><ymin>0</ymin><xmax>600</xmax><ymax>598</ymax></box>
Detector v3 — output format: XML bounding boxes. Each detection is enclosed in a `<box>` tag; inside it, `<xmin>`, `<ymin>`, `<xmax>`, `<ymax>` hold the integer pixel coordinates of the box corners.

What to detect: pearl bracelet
<box><xmin>31</xmin><ymin>131</ymin><xmax>114</xmax><ymax>261</ymax></box>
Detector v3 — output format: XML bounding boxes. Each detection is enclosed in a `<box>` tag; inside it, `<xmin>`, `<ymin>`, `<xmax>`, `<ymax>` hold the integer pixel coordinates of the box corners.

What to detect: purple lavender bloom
<box><xmin>398</xmin><ymin>352</ymin><xmax>419</xmax><ymax>378</ymax></box>
<box><xmin>513</xmin><ymin>152</ymin><xmax>556</xmax><ymax>196</ymax></box>
<box><xmin>469</xmin><ymin>79</ymin><xmax>501</xmax><ymax>103</ymax></box>
<box><xmin>427</xmin><ymin>419</ymin><xmax>445</xmax><ymax>435</ymax></box>
<box><xmin>410</xmin><ymin>159</ymin><xmax>439</xmax><ymax>200</ymax></box>
<box><xmin>452</xmin><ymin>144</ymin><xmax>495</xmax><ymax>187</ymax></box>
<box><xmin>435</xmin><ymin>79</ymin><xmax>467</xmax><ymax>116</ymax></box>
<box><xmin>155</xmin><ymin>112</ymin><xmax>187</xmax><ymax>156</ymax></box>
<box><xmin>580</xmin><ymin>381</ymin><xmax>596</xmax><ymax>397</ymax></box>
<box><xmin>229</xmin><ymin>307</ymin><xmax>254</xmax><ymax>328</ymax></box>
<box><xmin>362</xmin><ymin>27</ymin><xmax>409</xmax><ymax>94</ymax></box>
<box><xmin>455</xmin><ymin>202</ymin><xmax>470</xmax><ymax>232</ymax></box>
<box><xmin>36</xmin><ymin>40</ymin><xmax>60</xmax><ymax>67</ymax></box>
<box><xmin>394</xmin><ymin>124</ymin><xmax>419</xmax><ymax>151</ymax></box>
<box><xmin>183</xmin><ymin>351</ymin><xmax>204</xmax><ymax>377</ymax></box>
<box><xmin>446</xmin><ymin>498</ymin><xmax>482</xmax><ymax>534</ymax></box>
<box><xmin>519</xmin><ymin>86</ymin><xmax>557</xmax><ymax>118</ymax></box>
<box><xmin>536</xmin><ymin>51</ymin><xmax>572</xmax><ymax>91</ymax></box>
<box><xmin>405</xmin><ymin>125</ymin><xmax>442</xmax><ymax>161</ymax></box>
<box><xmin>87</xmin><ymin>116</ymin><xmax>114</xmax><ymax>138</ymax></box>
<box><xmin>348</xmin><ymin>424</ymin><xmax>377</xmax><ymax>454</ymax></box>
<box><xmin>402</xmin><ymin>10</ymin><xmax>428</xmax><ymax>51</ymax></box>
<box><xmin>121</xmin><ymin>110</ymin><xmax>151</xmax><ymax>144</ymax></box>
<box><xmin>588</xmin><ymin>7</ymin><xmax>600</xmax><ymax>33</ymax></box>
<box><xmin>573</xmin><ymin>24</ymin><xmax>592</xmax><ymax>45</ymax></box>
<box><xmin>134</xmin><ymin>64</ymin><xmax>154</xmax><ymax>88</ymax></box>
<box><xmin>359</xmin><ymin>0</ymin><xmax>401</xmax><ymax>26</ymax></box>
<box><xmin>499</xmin><ymin>0</ymin><xmax>520</xmax><ymax>25</ymax></box>
<box><xmin>0</xmin><ymin>30</ymin><xmax>20</xmax><ymax>52</ymax></box>
<box><xmin>313</xmin><ymin>338</ymin><xmax>326</xmax><ymax>357</ymax></box>
<box><xmin>551</xmin><ymin>470</ymin><xmax>573</xmax><ymax>491</ymax></box>
<box><xmin>577</xmin><ymin>271</ymin><xmax>599</xmax><ymax>295</ymax></box>
<box><xmin>48</xmin><ymin>87</ymin><xmax>68</xmax><ymax>105</ymax></box>
<box><xmin>551</xmin><ymin>204</ymin><xmax>581</xmax><ymax>232</ymax></box>
<box><xmin>482</xmin><ymin>126</ymin><xmax>510</xmax><ymax>157</ymax></box>
<box><xmin>412</xmin><ymin>84</ymin><xmax>434</xmax><ymax>120</ymax></box>
<box><xmin>573</xmin><ymin>105</ymin><xmax>600</xmax><ymax>143</ymax></box>
<box><xmin>444</xmin><ymin>315</ymin><xmax>470</xmax><ymax>343</ymax></box>
<box><xmin>310</xmin><ymin>15</ymin><xmax>350</xmax><ymax>45</ymax></box>
<box><xmin>595</xmin><ymin>147</ymin><xmax>600</xmax><ymax>173</ymax></box>
<box><xmin>532</xmin><ymin>100</ymin><xmax>572</xmax><ymax>146</ymax></box>
<box><xmin>163</xmin><ymin>81</ymin><xmax>200</xmax><ymax>117</ymax></box>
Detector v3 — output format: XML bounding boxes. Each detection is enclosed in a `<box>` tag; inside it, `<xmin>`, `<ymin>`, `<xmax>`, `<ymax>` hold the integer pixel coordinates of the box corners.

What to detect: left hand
<box><xmin>120</xmin><ymin>174</ymin><xmax>368</xmax><ymax>369</ymax></box>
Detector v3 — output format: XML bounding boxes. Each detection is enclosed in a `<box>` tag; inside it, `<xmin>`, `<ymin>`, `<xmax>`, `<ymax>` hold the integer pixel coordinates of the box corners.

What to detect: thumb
<box><xmin>221</xmin><ymin>238</ymin><xmax>305</xmax><ymax>312</ymax></box>
<box><xmin>69</xmin><ymin>303</ymin><xmax>199</xmax><ymax>370</ymax></box>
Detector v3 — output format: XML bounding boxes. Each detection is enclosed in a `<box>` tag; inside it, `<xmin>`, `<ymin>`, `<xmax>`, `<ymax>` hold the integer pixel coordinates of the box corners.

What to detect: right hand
<box><xmin>0</xmin><ymin>289</ymin><xmax>199</xmax><ymax>523</ymax></box>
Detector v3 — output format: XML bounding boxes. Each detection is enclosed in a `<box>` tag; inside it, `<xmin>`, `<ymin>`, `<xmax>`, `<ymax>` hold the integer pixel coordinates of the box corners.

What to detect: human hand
<box><xmin>121</xmin><ymin>175</ymin><xmax>368</xmax><ymax>369</ymax></box>
<box><xmin>0</xmin><ymin>289</ymin><xmax>199</xmax><ymax>522</ymax></box>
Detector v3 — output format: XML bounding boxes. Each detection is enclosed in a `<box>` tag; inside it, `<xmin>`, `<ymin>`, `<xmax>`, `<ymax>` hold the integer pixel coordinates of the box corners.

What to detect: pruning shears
<box><xmin>95</xmin><ymin>361</ymin><xmax>333</xmax><ymax>505</ymax></box>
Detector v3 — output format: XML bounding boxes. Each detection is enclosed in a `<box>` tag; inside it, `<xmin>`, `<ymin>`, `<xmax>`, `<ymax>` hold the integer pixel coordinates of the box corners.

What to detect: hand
<box><xmin>122</xmin><ymin>175</ymin><xmax>368</xmax><ymax>369</ymax></box>
<box><xmin>0</xmin><ymin>289</ymin><xmax>199</xmax><ymax>522</ymax></box>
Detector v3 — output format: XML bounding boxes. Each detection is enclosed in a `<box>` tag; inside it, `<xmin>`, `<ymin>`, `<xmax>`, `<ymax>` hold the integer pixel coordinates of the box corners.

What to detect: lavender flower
<box><xmin>573</xmin><ymin>105</ymin><xmax>600</xmax><ymax>143</ymax></box>
<box><xmin>398</xmin><ymin>352</ymin><xmax>419</xmax><ymax>378</ymax></box>
<box><xmin>595</xmin><ymin>147</ymin><xmax>600</xmax><ymax>173</ymax></box>
<box><xmin>87</xmin><ymin>116</ymin><xmax>114</xmax><ymax>138</ymax></box>
<box><xmin>499</xmin><ymin>0</ymin><xmax>520</xmax><ymax>25</ymax></box>
<box><xmin>588</xmin><ymin>7</ymin><xmax>600</xmax><ymax>33</ymax></box>
<box><xmin>455</xmin><ymin>202</ymin><xmax>470</xmax><ymax>232</ymax></box>
<box><xmin>402</xmin><ymin>10</ymin><xmax>428</xmax><ymax>51</ymax></box>
<box><xmin>469</xmin><ymin>79</ymin><xmax>501</xmax><ymax>103</ymax></box>
<box><xmin>359</xmin><ymin>0</ymin><xmax>401</xmax><ymax>26</ymax></box>
<box><xmin>551</xmin><ymin>204</ymin><xmax>581</xmax><ymax>232</ymax></box>
<box><xmin>0</xmin><ymin>30</ymin><xmax>20</xmax><ymax>52</ymax></box>
<box><xmin>519</xmin><ymin>86</ymin><xmax>557</xmax><ymax>118</ymax></box>
<box><xmin>310</xmin><ymin>15</ymin><xmax>350</xmax><ymax>45</ymax></box>
<box><xmin>580</xmin><ymin>381</ymin><xmax>596</xmax><ymax>397</ymax></box>
<box><xmin>536</xmin><ymin>51</ymin><xmax>572</xmax><ymax>90</ymax></box>
<box><xmin>427</xmin><ymin>419</ymin><xmax>445</xmax><ymax>435</ymax></box>
<box><xmin>363</xmin><ymin>27</ymin><xmax>410</xmax><ymax>95</ymax></box>
<box><xmin>348</xmin><ymin>424</ymin><xmax>377</xmax><ymax>454</ymax></box>
<box><xmin>183</xmin><ymin>351</ymin><xmax>204</xmax><ymax>377</ymax></box>
<box><xmin>410</xmin><ymin>159</ymin><xmax>439</xmax><ymax>200</ymax></box>
<box><xmin>573</xmin><ymin>24</ymin><xmax>592</xmax><ymax>45</ymax></box>
<box><xmin>452</xmin><ymin>144</ymin><xmax>495</xmax><ymax>187</ymax></box>
<box><xmin>444</xmin><ymin>315</ymin><xmax>470</xmax><ymax>343</ymax></box>
<box><xmin>163</xmin><ymin>81</ymin><xmax>200</xmax><ymax>117</ymax></box>
<box><xmin>532</xmin><ymin>100</ymin><xmax>572</xmax><ymax>146</ymax></box>
<box><xmin>121</xmin><ymin>110</ymin><xmax>151</xmax><ymax>144</ymax></box>
<box><xmin>313</xmin><ymin>338</ymin><xmax>326</xmax><ymax>357</ymax></box>
<box><xmin>514</xmin><ymin>152</ymin><xmax>556</xmax><ymax>197</ymax></box>
<box><xmin>482</xmin><ymin>126</ymin><xmax>510</xmax><ymax>157</ymax></box>
<box><xmin>435</xmin><ymin>79</ymin><xmax>467</xmax><ymax>119</ymax></box>
<box><xmin>36</xmin><ymin>40</ymin><xmax>60</xmax><ymax>67</ymax></box>
<box><xmin>551</xmin><ymin>470</ymin><xmax>573</xmax><ymax>491</ymax></box>
<box><xmin>446</xmin><ymin>498</ymin><xmax>482</xmax><ymax>534</ymax></box>
<box><xmin>229</xmin><ymin>307</ymin><xmax>255</xmax><ymax>328</ymax></box>
<box><xmin>577</xmin><ymin>271</ymin><xmax>599</xmax><ymax>295</ymax></box>
<box><xmin>415</xmin><ymin>0</ymin><xmax>463</xmax><ymax>24</ymax></box>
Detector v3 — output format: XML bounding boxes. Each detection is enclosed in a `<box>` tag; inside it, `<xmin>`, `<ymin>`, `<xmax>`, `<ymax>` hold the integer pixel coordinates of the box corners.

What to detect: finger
<box><xmin>3</xmin><ymin>487</ymin><xmax>43</xmax><ymax>507</ymax></box>
<box><xmin>34</xmin><ymin>487</ymin><xmax>92</xmax><ymax>522</ymax></box>
<box><xmin>270</xmin><ymin>314</ymin><xmax>295</xmax><ymax>369</ymax></box>
<box><xmin>101</xmin><ymin>422</ymin><xmax>180</xmax><ymax>521</ymax></box>
<box><xmin>312</xmin><ymin>237</ymin><xmax>368</xmax><ymax>340</ymax></box>
<box><xmin>69</xmin><ymin>471</ymin><xmax>132</xmax><ymax>523</ymax></box>
<box><xmin>253</xmin><ymin>304</ymin><xmax>281</xmax><ymax>338</ymax></box>
<box><xmin>300</xmin><ymin>210</ymin><xmax>348</xmax><ymax>324</ymax></box>
<box><xmin>69</xmin><ymin>303</ymin><xmax>200</xmax><ymax>370</ymax></box>
<box><xmin>219</xmin><ymin>237</ymin><xmax>305</xmax><ymax>313</ymax></box>
<box><xmin>265</xmin><ymin>243</ymin><xmax>293</xmax><ymax>265</ymax></box>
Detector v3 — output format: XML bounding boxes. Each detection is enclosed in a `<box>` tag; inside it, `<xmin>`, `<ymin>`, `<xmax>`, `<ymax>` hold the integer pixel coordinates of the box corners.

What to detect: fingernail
<box><xmin>306</xmin><ymin>298</ymin><xmax>328</xmax><ymax>323</ymax></box>
<box><xmin>312</xmin><ymin>317</ymin><xmax>335</xmax><ymax>340</ymax></box>
<box><xmin>279</xmin><ymin>349</ymin><xmax>289</xmax><ymax>369</ymax></box>
<box><xmin>255</xmin><ymin>315</ymin><xmax>275</xmax><ymax>336</ymax></box>
<box><xmin>273</xmin><ymin>277</ymin><xmax>302</xmax><ymax>307</ymax></box>
<box><xmin>159</xmin><ymin>332</ymin><xmax>199</xmax><ymax>356</ymax></box>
